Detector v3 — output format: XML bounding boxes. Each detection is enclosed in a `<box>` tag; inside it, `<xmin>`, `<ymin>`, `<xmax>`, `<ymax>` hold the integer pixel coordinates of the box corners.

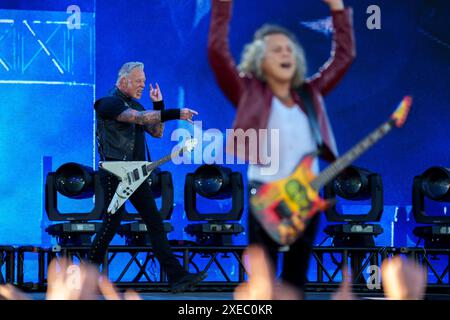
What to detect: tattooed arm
<box><xmin>145</xmin><ymin>122</ymin><xmax>164</xmax><ymax>138</ymax></box>
<box><xmin>116</xmin><ymin>106</ymin><xmax>197</xmax><ymax>139</ymax></box>
<box><xmin>116</xmin><ymin>108</ymin><xmax>162</xmax><ymax>125</ymax></box>
<box><xmin>116</xmin><ymin>108</ymin><xmax>165</xmax><ymax>138</ymax></box>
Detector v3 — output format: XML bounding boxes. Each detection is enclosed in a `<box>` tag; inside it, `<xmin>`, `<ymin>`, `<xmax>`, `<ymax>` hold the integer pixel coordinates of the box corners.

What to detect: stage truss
<box><xmin>1</xmin><ymin>245</ymin><xmax>450</xmax><ymax>293</ymax></box>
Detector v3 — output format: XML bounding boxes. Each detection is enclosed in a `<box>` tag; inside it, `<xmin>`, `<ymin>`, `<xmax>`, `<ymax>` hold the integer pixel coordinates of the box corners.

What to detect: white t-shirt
<box><xmin>247</xmin><ymin>96</ymin><xmax>319</xmax><ymax>183</ymax></box>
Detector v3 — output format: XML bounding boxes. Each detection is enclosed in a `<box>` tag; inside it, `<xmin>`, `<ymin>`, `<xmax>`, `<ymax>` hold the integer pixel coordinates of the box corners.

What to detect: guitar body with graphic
<box><xmin>250</xmin><ymin>97</ymin><xmax>412</xmax><ymax>245</ymax></box>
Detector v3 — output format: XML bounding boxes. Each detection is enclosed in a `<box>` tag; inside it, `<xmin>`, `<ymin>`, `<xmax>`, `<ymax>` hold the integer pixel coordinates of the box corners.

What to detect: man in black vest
<box><xmin>90</xmin><ymin>61</ymin><xmax>206</xmax><ymax>293</ymax></box>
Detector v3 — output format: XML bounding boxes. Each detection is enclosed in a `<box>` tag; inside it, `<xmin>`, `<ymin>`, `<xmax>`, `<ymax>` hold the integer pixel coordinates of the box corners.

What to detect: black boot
<box><xmin>170</xmin><ymin>271</ymin><xmax>208</xmax><ymax>293</ymax></box>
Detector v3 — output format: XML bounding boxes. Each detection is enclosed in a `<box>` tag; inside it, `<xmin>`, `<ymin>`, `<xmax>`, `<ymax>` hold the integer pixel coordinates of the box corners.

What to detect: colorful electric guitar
<box><xmin>250</xmin><ymin>96</ymin><xmax>412</xmax><ymax>245</ymax></box>
<box><xmin>100</xmin><ymin>138</ymin><xmax>197</xmax><ymax>214</ymax></box>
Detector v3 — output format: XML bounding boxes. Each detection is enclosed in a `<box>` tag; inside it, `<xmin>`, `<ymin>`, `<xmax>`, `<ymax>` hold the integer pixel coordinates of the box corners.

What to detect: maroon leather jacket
<box><xmin>208</xmin><ymin>0</ymin><xmax>356</xmax><ymax>163</ymax></box>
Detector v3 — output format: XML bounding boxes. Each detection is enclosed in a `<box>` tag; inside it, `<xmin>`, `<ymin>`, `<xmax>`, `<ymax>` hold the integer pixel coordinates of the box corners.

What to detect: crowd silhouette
<box><xmin>0</xmin><ymin>249</ymin><xmax>427</xmax><ymax>300</ymax></box>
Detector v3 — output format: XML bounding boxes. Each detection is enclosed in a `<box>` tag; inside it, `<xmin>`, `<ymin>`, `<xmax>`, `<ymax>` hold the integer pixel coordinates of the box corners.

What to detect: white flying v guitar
<box><xmin>100</xmin><ymin>138</ymin><xmax>197</xmax><ymax>214</ymax></box>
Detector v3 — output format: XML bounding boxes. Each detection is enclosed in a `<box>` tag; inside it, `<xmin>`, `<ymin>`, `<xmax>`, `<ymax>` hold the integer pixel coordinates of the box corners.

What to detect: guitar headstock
<box><xmin>184</xmin><ymin>138</ymin><xmax>198</xmax><ymax>152</ymax></box>
<box><xmin>391</xmin><ymin>96</ymin><xmax>412</xmax><ymax>128</ymax></box>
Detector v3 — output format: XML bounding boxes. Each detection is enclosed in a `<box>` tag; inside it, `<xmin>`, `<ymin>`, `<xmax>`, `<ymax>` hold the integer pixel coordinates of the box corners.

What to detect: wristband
<box><xmin>161</xmin><ymin>109</ymin><xmax>181</xmax><ymax>122</ymax></box>
<box><xmin>153</xmin><ymin>100</ymin><xmax>165</xmax><ymax>111</ymax></box>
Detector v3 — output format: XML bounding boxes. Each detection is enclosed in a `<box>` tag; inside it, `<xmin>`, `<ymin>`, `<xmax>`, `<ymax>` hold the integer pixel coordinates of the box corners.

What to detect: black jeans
<box><xmin>88</xmin><ymin>169</ymin><xmax>187</xmax><ymax>283</ymax></box>
<box><xmin>248</xmin><ymin>181</ymin><xmax>320</xmax><ymax>291</ymax></box>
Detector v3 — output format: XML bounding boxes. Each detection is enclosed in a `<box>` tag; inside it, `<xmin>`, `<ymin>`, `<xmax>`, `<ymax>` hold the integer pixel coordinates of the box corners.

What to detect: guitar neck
<box><xmin>146</xmin><ymin>147</ymin><xmax>185</xmax><ymax>171</ymax></box>
<box><xmin>311</xmin><ymin>119</ymin><xmax>395</xmax><ymax>191</ymax></box>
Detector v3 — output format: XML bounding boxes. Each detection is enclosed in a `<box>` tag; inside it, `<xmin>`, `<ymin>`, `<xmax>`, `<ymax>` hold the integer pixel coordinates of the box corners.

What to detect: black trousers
<box><xmin>248</xmin><ymin>181</ymin><xmax>320</xmax><ymax>291</ymax></box>
<box><xmin>88</xmin><ymin>170</ymin><xmax>186</xmax><ymax>283</ymax></box>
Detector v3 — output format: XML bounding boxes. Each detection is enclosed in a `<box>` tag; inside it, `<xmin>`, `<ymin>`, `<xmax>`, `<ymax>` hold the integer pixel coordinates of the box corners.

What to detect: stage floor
<box><xmin>24</xmin><ymin>291</ymin><xmax>450</xmax><ymax>300</ymax></box>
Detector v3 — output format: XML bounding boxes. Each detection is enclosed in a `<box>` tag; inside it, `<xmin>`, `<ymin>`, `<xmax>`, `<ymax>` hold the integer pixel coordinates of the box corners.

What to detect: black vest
<box><xmin>95</xmin><ymin>88</ymin><xmax>145</xmax><ymax>161</ymax></box>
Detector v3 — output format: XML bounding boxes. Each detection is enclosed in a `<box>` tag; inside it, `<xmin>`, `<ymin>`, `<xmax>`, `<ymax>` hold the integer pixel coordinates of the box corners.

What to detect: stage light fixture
<box><xmin>184</xmin><ymin>165</ymin><xmax>244</xmax><ymax>245</ymax></box>
<box><xmin>193</xmin><ymin>165</ymin><xmax>233</xmax><ymax>199</ymax></box>
<box><xmin>322</xmin><ymin>165</ymin><xmax>384</xmax><ymax>285</ymax></box>
<box><xmin>333</xmin><ymin>166</ymin><xmax>372</xmax><ymax>200</ymax></box>
<box><xmin>323</xmin><ymin>165</ymin><xmax>384</xmax><ymax>247</ymax></box>
<box><xmin>419</xmin><ymin>167</ymin><xmax>450</xmax><ymax>202</ymax></box>
<box><xmin>54</xmin><ymin>163</ymin><xmax>95</xmax><ymax>199</ymax></box>
<box><xmin>45</xmin><ymin>162</ymin><xmax>104</xmax><ymax>246</ymax></box>
<box><xmin>413</xmin><ymin>166</ymin><xmax>450</xmax><ymax>247</ymax></box>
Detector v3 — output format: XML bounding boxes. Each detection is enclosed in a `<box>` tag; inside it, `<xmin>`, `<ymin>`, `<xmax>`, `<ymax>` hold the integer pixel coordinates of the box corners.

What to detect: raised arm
<box><xmin>145</xmin><ymin>83</ymin><xmax>165</xmax><ymax>138</ymax></box>
<box><xmin>208</xmin><ymin>0</ymin><xmax>245</xmax><ymax>107</ymax></box>
<box><xmin>308</xmin><ymin>0</ymin><xmax>356</xmax><ymax>96</ymax></box>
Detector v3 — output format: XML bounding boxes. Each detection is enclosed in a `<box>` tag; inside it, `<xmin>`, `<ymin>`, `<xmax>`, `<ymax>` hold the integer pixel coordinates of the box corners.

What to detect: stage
<box><xmin>0</xmin><ymin>0</ymin><xmax>449</xmax><ymax>304</ymax></box>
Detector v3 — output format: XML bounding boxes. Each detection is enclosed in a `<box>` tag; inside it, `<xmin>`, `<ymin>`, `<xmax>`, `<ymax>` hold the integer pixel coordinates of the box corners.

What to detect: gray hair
<box><xmin>238</xmin><ymin>24</ymin><xmax>307</xmax><ymax>88</ymax></box>
<box><xmin>116</xmin><ymin>61</ymin><xmax>144</xmax><ymax>86</ymax></box>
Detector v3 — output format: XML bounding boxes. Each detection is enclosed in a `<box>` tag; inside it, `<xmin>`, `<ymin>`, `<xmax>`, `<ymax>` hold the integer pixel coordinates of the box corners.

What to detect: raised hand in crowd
<box><xmin>0</xmin><ymin>258</ymin><xmax>143</xmax><ymax>300</ymax></box>
<box><xmin>381</xmin><ymin>255</ymin><xmax>427</xmax><ymax>300</ymax></box>
<box><xmin>0</xmin><ymin>284</ymin><xmax>31</xmax><ymax>300</ymax></box>
<box><xmin>46</xmin><ymin>258</ymin><xmax>100</xmax><ymax>300</ymax></box>
<box><xmin>331</xmin><ymin>265</ymin><xmax>356</xmax><ymax>300</ymax></box>
<box><xmin>234</xmin><ymin>245</ymin><xmax>302</xmax><ymax>300</ymax></box>
<box><xmin>98</xmin><ymin>274</ymin><xmax>142</xmax><ymax>300</ymax></box>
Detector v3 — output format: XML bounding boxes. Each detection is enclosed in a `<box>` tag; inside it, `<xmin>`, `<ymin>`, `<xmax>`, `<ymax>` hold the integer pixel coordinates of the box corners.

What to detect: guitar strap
<box><xmin>296</xmin><ymin>85</ymin><xmax>324</xmax><ymax>156</ymax></box>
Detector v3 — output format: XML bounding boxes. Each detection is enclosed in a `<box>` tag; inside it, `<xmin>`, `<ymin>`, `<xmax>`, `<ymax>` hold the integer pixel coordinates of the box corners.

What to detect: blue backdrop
<box><xmin>0</xmin><ymin>0</ymin><xmax>449</xmax><ymax>280</ymax></box>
